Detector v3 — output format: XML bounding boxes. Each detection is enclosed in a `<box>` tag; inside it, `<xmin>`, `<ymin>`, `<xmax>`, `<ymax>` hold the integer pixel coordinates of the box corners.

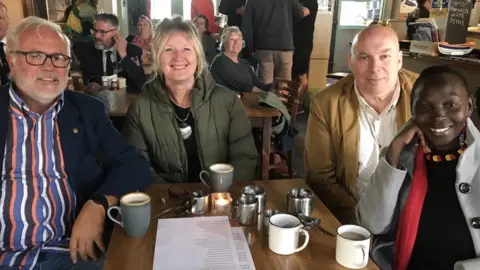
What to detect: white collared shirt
<box><xmin>354</xmin><ymin>81</ymin><xmax>400</xmax><ymax>200</ymax></box>
<box><xmin>102</xmin><ymin>47</ymin><xmax>117</xmax><ymax>75</ymax></box>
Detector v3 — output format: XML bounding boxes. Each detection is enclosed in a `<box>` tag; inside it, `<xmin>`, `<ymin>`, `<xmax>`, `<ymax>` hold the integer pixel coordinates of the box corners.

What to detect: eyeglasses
<box><xmin>90</xmin><ymin>28</ymin><xmax>117</xmax><ymax>36</ymax></box>
<box><xmin>13</xmin><ymin>51</ymin><xmax>71</xmax><ymax>68</ymax></box>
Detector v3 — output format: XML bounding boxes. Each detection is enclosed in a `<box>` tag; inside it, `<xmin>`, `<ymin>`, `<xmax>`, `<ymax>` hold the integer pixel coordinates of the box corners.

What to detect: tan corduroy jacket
<box><xmin>305</xmin><ymin>68</ymin><xmax>419</xmax><ymax>224</ymax></box>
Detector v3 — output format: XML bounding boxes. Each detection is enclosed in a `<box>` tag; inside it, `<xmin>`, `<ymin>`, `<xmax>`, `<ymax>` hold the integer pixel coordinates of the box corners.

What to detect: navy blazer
<box><xmin>73</xmin><ymin>41</ymin><xmax>146</xmax><ymax>94</ymax></box>
<box><xmin>0</xmin><ymin>85</ymin><xmax>150</xmax><ymax>211</ymax></box>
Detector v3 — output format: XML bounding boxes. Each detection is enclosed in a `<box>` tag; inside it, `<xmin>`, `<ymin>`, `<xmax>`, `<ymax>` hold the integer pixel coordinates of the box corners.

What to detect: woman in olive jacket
<box><xmin>123</xmin><ymin>17</ymin><xmax>258</xmax><ymax>184</ymax></box>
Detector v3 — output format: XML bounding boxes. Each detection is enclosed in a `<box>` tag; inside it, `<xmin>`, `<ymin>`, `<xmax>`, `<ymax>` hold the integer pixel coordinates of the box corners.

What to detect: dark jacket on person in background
<box><xmin>73</xmin><ymin>41</ymin><xmax>146</xmax><ymax>93</ymax></box>
<box><xmin>241</xmin><ymin>0</ymin><xmax>305</xmax><ymax>52</ymax></box>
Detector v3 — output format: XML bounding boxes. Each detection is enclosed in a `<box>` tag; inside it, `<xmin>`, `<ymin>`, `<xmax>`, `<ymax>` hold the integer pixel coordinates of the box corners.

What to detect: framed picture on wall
<box><xmin>48</xmin><ymin>0</ymin><xmax>72</xmax><ymax>22</ymax></box>
<box><xmin>22</xmin><ymin>0</ymin><xmax>72</xmax><ymax>22</ymax></box>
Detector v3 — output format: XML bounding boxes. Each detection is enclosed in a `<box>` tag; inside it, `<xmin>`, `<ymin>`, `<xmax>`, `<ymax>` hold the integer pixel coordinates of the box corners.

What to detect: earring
<box><xmin>459</xmin><ymin>128</ymin><xmax>466</xmax><ymax>147</ymax></box>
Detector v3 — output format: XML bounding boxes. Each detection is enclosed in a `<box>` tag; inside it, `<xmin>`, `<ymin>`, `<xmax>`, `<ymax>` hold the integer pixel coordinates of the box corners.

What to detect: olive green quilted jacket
<box><xmin>123</xmin><ymin>71</ymin><xmax>258</xmax><ymax>183</ymax></box>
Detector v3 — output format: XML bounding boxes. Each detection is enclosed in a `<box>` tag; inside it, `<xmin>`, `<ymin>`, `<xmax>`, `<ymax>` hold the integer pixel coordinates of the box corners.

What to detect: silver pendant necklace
<box><xmin>175</xmin><ymin>109</ymin><xmax>192</xmax><ymax>140</ymax></box>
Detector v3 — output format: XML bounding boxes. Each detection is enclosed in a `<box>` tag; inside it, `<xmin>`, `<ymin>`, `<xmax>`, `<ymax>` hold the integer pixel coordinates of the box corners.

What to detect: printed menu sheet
<box><xmin>153</xmin><ymin>216</ymin><xmax>256</xmax><ymax>270</ymax></box>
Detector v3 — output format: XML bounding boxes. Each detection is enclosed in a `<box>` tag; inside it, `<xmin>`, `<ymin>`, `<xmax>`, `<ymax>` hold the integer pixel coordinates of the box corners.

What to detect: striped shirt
<box><xmin>0</xmin><ymin>86</ymin><xmax>77</xmax><ymax>269</ymax></box>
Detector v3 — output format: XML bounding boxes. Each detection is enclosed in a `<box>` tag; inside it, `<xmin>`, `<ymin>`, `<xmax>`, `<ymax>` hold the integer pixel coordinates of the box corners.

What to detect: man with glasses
<box><xmin>0</xmin><ymin>16</ymin><xmax>150</xmax><ymax>269</ymax></box>
<box><xmin>74</xmin><ymin>13</ymin><xmax>146</xmax><ymax>93</ymax></box>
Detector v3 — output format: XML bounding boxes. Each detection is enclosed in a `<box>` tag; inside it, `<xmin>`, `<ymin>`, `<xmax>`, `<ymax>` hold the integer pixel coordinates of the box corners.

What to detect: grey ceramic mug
<box><xmin>107</xmin><ymin>192</ymin><xmax>151</xmax><ymax>237</ymax></box>
<box><xmin>199</xmin><ymin>163</ymin><xmax>234</xmax><ymax>192</ymax></box>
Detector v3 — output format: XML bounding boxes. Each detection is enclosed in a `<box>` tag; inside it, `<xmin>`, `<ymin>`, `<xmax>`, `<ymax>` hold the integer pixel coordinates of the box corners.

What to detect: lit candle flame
<box><xmin>216</xmin><ymin>197</ymin><xmax>229</xmax><ymax>206</ymax></box>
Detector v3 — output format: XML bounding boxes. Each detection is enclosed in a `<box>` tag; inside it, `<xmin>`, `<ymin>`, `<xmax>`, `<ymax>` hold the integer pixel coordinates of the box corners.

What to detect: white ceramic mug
<box><xmin>335</xmin><ymin>224</ymin><xmax>371</xmax><ymax>269</ymax></box>
<box><xmin>268</xmin><ymin>213</ymin><xmax>310</xmax><ymax>255</ymax></box>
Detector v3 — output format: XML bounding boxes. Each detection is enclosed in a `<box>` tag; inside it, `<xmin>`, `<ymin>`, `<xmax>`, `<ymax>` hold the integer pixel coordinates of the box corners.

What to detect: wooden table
<box><xmin>104</xmin><ymin>179</ymin><xmax>379</xmax><ymax>270</ymax></box>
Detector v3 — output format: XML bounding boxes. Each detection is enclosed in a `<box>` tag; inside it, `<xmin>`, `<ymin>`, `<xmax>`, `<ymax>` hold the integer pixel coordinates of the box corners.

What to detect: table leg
<box><xmin>261</xmin><ymin>117</ymin><xmax>272</xmax><ymax>181</ymax></box>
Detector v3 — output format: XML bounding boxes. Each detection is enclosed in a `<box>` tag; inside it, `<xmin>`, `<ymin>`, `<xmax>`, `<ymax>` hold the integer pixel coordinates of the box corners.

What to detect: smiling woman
<box><xmin>357</xmin><ymin>66</ymin><xmax>480</xmax><ymax>270</ymax></box>
<box><xmin>123</xmin><ymin>16</ymin><xmax>258</xmax><ymax>185</ymax></box>
<box><xmin>410</xmin><ymin>66</ymin><xmax>473</xmax><ymax>151</ymax></box>
<box><xmin>209</xmin><ymin>26</ymin><xmax>270</xmax><ymax>93</ymax></box>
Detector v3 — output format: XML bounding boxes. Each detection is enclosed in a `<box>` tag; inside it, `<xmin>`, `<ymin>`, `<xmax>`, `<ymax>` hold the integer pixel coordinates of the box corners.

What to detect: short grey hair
<box><xmin>6</xmin><ymin>16</ymin><xmax>71</xmax><ymax>56</ymax></box>
<box><xmin>95</xmin><ymin>13</ymin><xmax>119</xmax><ymax>28</ymax></box>
<box><xmin>138</xmin><ymin>15</ymin><xmax>153</xmax><ymax>27</ymax></box>
<box><xmin>220</xmin><ymin>26</ymin><xmax>242</xmax><ymax>52</ymax></box>
<box><xmin>350</xmin><ymin>33</ymin><xmax>360</xmax><ymax>56</ymax></box>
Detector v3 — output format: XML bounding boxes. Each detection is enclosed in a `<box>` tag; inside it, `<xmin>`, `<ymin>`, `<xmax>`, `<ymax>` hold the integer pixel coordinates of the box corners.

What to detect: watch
<box><xmin>90</xmin><ymin>194</ymin><xmax>109</xmax><ymax>213</ymax></box>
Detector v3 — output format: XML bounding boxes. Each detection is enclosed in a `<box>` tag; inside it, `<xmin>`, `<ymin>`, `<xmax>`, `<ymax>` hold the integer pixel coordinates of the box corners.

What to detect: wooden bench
<box><xmin>326</xmin><ymin>72</ymin><xmax>350</xmax><ymax>80</ymax></box>
<box><xmin>326</xmin><ymin>72</ymin><xmax>350</xmax><ymax>87</ymax></box>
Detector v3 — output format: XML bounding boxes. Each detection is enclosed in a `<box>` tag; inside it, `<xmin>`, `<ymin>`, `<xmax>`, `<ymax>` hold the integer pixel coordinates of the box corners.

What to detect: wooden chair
<box><xmin>292</xmin><ymin>74</ymin><xmax>309</xmax><ymax>114</ymax></box>
<box><xmin>274</xmin><ymin>78</ymin><xmax>304</xmax><ymax>124</ymax></box>
<box><xmin>269</xmin><ymin>78</ymin><xmax>304</xmax><ymax>178</ymax></box>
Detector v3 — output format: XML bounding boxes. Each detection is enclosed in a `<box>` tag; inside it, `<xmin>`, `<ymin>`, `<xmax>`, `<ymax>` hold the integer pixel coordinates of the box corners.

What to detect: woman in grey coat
<box><xmin>356</xmin><ymin>66</ymin><xmax>480</xmax><ymax>270</ymax></box>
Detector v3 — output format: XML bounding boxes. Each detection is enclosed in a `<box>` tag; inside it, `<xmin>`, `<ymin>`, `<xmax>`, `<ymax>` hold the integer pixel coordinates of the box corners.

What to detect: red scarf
<box><xmin>395</xmin><ymin>146</ymin><xmax>428</xmax><ymax>270</ymax></box>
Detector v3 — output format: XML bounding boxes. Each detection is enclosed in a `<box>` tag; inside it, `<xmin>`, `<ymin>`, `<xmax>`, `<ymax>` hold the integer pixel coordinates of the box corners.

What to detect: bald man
<box><xmin>305</xmin><ymin>25</ymin><xmax>418</xmax><ymax>224</ymax></box>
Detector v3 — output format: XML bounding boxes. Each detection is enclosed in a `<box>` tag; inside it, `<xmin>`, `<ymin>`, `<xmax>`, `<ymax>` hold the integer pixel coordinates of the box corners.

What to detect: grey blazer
<box><xmin>356</xmin><ymin>118</ymin><xmax>480</xmax><ymax>270</ymax></box>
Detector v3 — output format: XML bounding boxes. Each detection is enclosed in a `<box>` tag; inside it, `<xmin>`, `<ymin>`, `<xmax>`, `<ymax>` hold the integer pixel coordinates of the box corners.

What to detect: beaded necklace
<box><xmin>425</xmin><ymin>128</ymin><xmax>466</xmax><ymax>162</ymax></box>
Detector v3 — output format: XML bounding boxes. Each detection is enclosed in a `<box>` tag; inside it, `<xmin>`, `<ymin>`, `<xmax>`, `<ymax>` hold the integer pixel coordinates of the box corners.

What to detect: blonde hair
<box><xmin>220</xmin><ymin>26</ymin><xmax>242</xmax><ymax>52</ymax></box>
<box><xmin>151</xmin><ymin>16</ymin><xmax>206</xmax><ymax>80</ymax></box>
<box><xmin>6</xmin><ymin>16</ymin><xmax>71</xmax><ymax>56</ymax></box>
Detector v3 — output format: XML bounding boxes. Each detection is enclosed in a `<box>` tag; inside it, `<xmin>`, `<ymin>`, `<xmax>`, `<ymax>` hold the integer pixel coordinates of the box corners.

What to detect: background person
<box><xmin>210</xmin><ymin>26</ymin><xmax>269</xmax><ymax>92</ymax></box>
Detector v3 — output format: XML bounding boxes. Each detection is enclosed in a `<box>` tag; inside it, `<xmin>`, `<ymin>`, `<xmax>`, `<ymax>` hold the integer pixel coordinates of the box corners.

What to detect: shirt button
<box><xmin>459</xmin><ymin>183</ymin><xmax>471</xmax><ymax>194</ymax></box>
<box><xmin>18</xmin><ymin>116</ymin><xmax>22</xmax><ymax>120</ymax></box>
<box><xmin>471</xmin><ymin>217</ymin><xmax>480</xmax><ymax>229</ymax></box>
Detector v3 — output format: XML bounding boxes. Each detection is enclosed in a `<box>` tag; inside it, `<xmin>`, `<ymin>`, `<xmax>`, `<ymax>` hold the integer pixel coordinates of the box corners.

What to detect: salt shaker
<box><xmin>241</xmin><ymin>185</ymin><xmax>267</xmax><ymax>213</ymax></box>
<box><xmin>286</xmin><ymin>188</ymin><xmax>314</xmax><ymax>217</ymax></box>
<box><xmin>102</xmin><ymin>78</ymin><xmax>109</xmax><ymax>88</ymax></box>
<box><xmin>111</xmin><ymin>78</ymin><xmax>118</xmax><ymax>90</ymax></box>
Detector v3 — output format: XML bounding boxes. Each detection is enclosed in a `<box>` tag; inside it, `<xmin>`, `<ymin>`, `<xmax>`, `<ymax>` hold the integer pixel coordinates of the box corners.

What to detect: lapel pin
<box><xmin>73</xmin><ymin>128</ymin><xmax>78</xmax><ymax>134</ymax></box>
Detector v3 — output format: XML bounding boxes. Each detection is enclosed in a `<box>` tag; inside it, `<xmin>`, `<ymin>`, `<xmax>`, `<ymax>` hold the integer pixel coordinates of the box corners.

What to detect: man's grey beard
<box><xmin>94</xmin><ymin>43</ymin><xmax>106</xmax><ymax>50</ymax></box>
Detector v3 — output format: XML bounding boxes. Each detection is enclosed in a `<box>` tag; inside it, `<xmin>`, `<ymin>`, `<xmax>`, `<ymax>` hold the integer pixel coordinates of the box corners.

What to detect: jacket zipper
<box><xmin>172</xmin><ymin>112</ymin><xmax>189</xmax><ymax>183</ymax></box>
<box><xmin>190</xmin><ymin>108</ymin><xmax>206</xmax><ymax>172</ymax></box>
<box><xmin>170</xmin><ymin>92</ymin><xmax>206</xmax><ymax>182</ymax></box>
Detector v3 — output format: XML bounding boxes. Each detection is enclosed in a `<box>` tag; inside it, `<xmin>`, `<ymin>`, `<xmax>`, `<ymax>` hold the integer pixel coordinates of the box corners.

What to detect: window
<box><xmin>151</xmin><ymin>0</ymin><xmax>171</xmax><ymax>20</ymax></box>
<box><xmin>183</xmin><ymin>0</ymin><xmax>191</xmax><ymax>19</ymax></box>
<box><xmin>151</xmin><ymin>0</ymin><xmax>220</xmax><ymax>21</ymax></box>
<box><xmin>318</xmin><ymin>0</ymin><xmax>334</xmax><ymax>11</ymax></box>
<box><xmin>339</xmin><ymin>0</ymin><xmax>383</xmax><ymax>27</ymax></box>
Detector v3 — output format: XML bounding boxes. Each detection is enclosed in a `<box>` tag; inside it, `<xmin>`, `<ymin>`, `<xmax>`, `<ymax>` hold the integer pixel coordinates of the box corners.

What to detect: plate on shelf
<box><xmin>438</xmin><ymin>42</ymin><xmax>475</xmax><ymax>56</ymax></box>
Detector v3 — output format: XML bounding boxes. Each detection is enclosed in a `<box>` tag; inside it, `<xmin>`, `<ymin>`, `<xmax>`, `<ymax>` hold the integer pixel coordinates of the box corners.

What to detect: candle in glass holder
<box><xmin>212</xmin><ymin>192</ymin><xmax>232</xmax><ymax>214</ymax></box>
